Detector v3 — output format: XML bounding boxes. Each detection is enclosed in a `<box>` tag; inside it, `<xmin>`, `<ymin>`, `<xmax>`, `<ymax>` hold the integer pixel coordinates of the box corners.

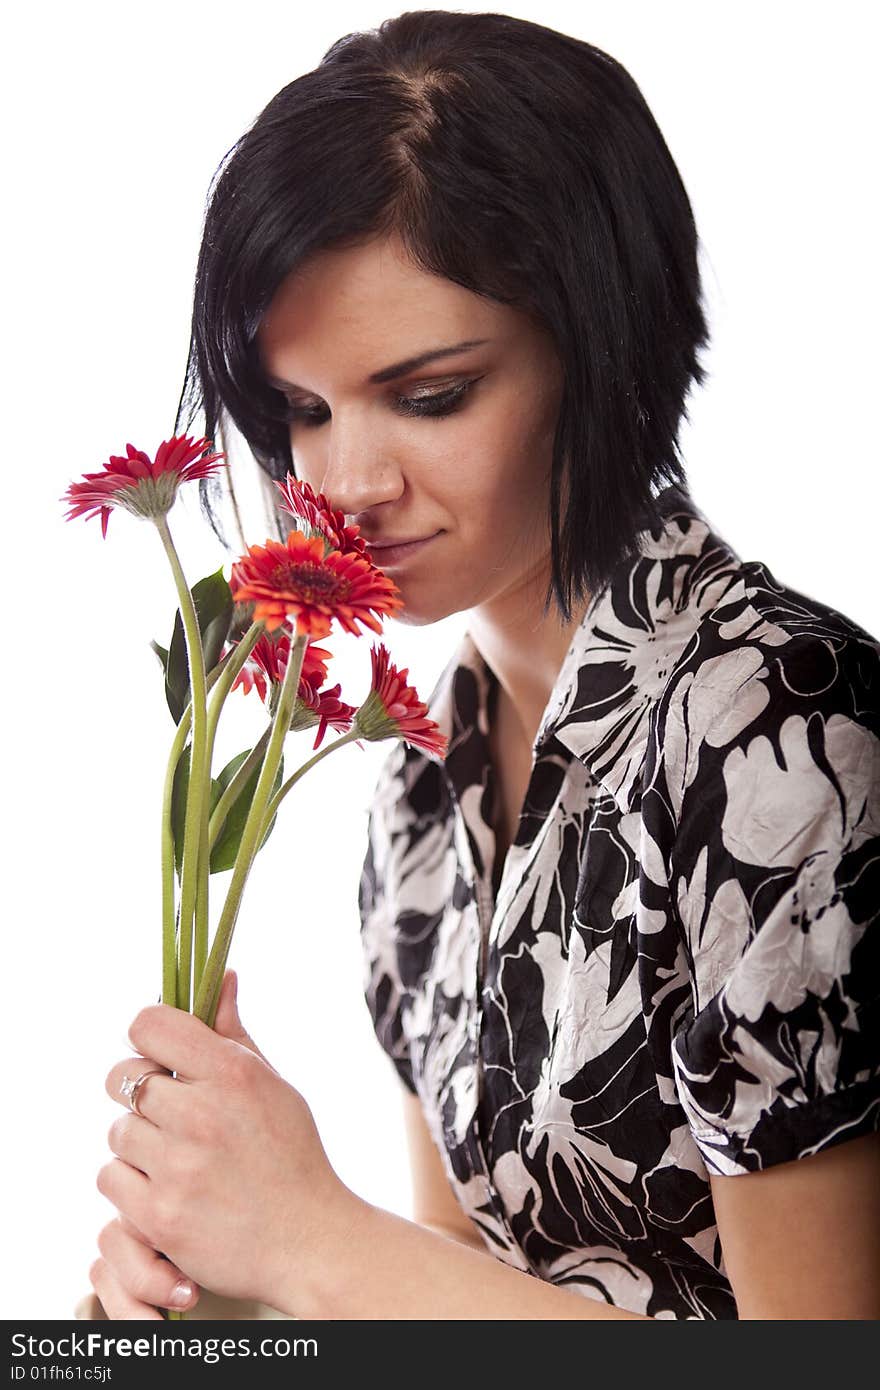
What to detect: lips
<box><xmin>363</xmin><ymin>531</ymin><xmax>442</xmax><ymax>568</ymax></box>
<box><xmin>362</xmin><ymin>532</ymin><xmax>437</xmax><ymax>548</ymax></box>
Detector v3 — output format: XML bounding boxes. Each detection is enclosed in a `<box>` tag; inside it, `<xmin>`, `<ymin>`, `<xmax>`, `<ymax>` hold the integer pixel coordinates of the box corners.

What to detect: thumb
<box><xmin>211</xmin><ymin>970</ymin><xmax>271</xmax><ymax>1067</ymax></box>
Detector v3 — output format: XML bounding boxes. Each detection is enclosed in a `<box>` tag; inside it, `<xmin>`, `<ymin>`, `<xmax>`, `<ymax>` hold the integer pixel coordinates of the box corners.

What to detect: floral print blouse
<box><xmin>357</xmin><ymin>484</ymin><xmax>880</xmax><ymax>1319</ymax></box>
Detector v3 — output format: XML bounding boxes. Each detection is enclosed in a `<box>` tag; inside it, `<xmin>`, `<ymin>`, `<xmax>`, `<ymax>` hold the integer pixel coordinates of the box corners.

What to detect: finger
<box><xmin>96</xmin><ymin>1158</ymin><xmax>154</xmax><ymax>1239</ymax></box>
<box><xmin>105</xmin><ymin>1061</ymin><xmax>182</xmax><ymax>1121</ymax></box>
<box><xmin>127</xmin><ymin>1004</ymin><xmax>234</xmax><ymax>1081</ymax></box>
<box><xmin>118</xmin><ymin>1209</ymin><xmax>156</xmax><ymax>1245</ymax></box>
<box><xmin>212</xmin><ymin>970</ymin><xmax>273</xmax><ymax>1068</ymax></box>
<box><xmin>96</xmin><ymin>1218</ymin><xmax>199</xmax><ymax>1314</ymax></box>
<box><xmin>106</xmin><ymin>1112</ymin><xmax>165</xmax><ymax>1178</ymax></box>
<box><xmin>88</xmin><ymin>1255</ymin><xmax>164</xmax><ymax>1321</ymax></box>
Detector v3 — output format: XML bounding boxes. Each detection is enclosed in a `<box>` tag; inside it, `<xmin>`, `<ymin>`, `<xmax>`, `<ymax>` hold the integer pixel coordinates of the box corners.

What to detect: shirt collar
<box><xmin>420</xmin><ymin>485</ymin><xmax>745</xmax><ymax>812</ymax></box>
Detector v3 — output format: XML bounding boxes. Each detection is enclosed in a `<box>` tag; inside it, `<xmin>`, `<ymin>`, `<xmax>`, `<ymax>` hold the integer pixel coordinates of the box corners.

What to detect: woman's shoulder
<box><xmin>654</xmin><ymin>557</ymin><xmax>880</xmax><ymax>1174</ymax></box>
<box><xmin>656</xmin><ymin>553</ymin><xmax>879</xmax><ymax>942</ymax></box>
<box><xmin>658</xmin><ymin>555</ymin><xmax>880</xmax><ymax>768</ymax></box>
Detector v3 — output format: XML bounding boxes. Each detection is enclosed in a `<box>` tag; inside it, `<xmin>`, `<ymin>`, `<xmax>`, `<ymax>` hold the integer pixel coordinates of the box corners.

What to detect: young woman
<box><xmin>88</xmin><ymin>10</ymin><xmax>880</xmax><ymax>1320</ymax></box>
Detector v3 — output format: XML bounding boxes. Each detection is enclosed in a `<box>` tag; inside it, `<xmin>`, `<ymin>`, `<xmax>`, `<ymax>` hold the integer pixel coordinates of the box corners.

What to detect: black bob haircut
<box><xmin>175</xmin><ymin>8</ymin><xmax>711</xmax><ymax>624</ymax></box>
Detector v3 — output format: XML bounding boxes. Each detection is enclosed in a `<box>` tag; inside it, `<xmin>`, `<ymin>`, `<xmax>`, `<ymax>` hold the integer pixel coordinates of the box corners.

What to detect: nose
<box><xmin>314</xmin><ymin>412</ymin><xmax>405</xmax><ymax>519</ymax></box>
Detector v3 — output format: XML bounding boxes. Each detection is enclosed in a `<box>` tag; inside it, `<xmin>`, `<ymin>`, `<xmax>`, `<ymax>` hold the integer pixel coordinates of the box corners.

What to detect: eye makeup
<box><xmin>277</xmin><ymin>377</ymin><xmax>484</xmax><ymax>427</ymax></box>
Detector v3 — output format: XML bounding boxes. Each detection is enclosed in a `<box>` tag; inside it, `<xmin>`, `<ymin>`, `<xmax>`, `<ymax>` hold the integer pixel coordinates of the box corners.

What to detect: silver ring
<box><xmin>120</xmin><ymin>1069</ymin><xmax>165</xmax><ymax>1118</ymax></box>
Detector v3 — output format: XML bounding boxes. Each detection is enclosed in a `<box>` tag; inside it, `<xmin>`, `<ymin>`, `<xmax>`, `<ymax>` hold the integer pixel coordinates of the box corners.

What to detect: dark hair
<box><xmin>175</xmin><ymin>9</ymin><xmax>710</xmax><ymax>622</ymax></box>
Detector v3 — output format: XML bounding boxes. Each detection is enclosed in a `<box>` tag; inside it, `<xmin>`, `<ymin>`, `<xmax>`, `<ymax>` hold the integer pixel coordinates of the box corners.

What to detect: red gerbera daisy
<box><xmin>354</xmin><ymin>642</ymin><xmax>448</xmax><ymax>759</ymax></box>
<box><xmin>292</xmin><ymin>681</ymin><xmax>359</xmax><ymax>751</ymax></box>
<box><xmin>274</xmin><ymin>474</ymin><xmax>368</xmax><ymax>559</ymax></box>
<box><xmin>229</xmin><ymin>530</ymin><xmax>403</xmax><ymax>638</ymax></box>
<box><xmin>229</xmin><ymin>631</ymin><xmax>332</xmax><ymax>706</ymax></box>
<box><xmin>229</xmin><ymin>630</ymin><xmax>357</xmax><ymax>749</ymax></box>
<box><xmin>61</xmin><ymin>434</ymin><xmax>226</xmax><ymax>538</ymax></box>
<box><xmin>230</xmin><ymin>659</ymin><xmax>268</xmax><ymax>703</ymax></box>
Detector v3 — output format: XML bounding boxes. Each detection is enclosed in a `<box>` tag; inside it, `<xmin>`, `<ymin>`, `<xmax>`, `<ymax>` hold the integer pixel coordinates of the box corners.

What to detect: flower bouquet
<box><xmin>62</xmin><ymin>434</ymin><xmax>447</xmax><ymax>1319</ymax></box>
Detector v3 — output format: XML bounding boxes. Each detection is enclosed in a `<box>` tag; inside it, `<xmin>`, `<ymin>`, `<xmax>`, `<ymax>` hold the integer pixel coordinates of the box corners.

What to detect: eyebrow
<box><xmin>264</xmin><ymin>338</ymin><xmax>490</xmax><ymax>392</ymax></box>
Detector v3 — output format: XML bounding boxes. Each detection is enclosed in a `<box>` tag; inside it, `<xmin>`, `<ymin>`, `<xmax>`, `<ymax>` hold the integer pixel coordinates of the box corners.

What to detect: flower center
<box><xmin>271</xmin><ymin>561</ymin><xmax>349</xmax><ymax>603</ymax></box>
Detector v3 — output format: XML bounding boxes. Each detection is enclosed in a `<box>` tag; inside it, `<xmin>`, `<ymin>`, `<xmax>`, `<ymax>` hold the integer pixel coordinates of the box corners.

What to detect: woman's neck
<box><xmin>467</xmin><ymin>573</ymin><xmax>591</xmax><ymax>757</ymax></box>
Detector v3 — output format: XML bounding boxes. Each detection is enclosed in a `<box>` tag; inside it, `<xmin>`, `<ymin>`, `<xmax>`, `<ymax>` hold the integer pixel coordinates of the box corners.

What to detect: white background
<box><xmin>3</xmin><ymin>0</ymin><xmax>876</xmax><ymax>1319</ymax></box>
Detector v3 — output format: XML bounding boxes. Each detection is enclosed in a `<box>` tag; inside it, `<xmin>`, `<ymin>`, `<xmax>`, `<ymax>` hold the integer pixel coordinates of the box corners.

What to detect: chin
<box><xmin>386</xmin><ymin>585</ymin><xmax>470</xmax><ymax>629</ymax></box>
<box><xmin>390</xmin><ymin>603</ymin><xmax>449</xmax><ymax>629</ymax></box>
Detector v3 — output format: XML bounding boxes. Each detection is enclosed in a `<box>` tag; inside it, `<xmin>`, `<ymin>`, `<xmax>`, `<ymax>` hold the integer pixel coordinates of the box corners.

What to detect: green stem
<box><xmin>192</xmin><ymin>620</ymin><xmax>265</xmax><ymax>1000</ymax></box>
<box><xmin>161</xmin><ymin>712</ymin><xmax>191</xmax><ymax>1007</ymax></box>
<box><xmin>258</xmin><ymin>727</ymin><xmax>364</xmax><ymax>841</ymax></box>
<box><xmin>208</xmin><ymin>726</ymin><xmax>272</xmax><ymax>851</ymax></box>
<box><xmin>160</xmin><ymin>661</ymin><xmax>231</xmax><ymax>1007</ymax></box>
<box><xmin>193</xmin><ymin>632</ymin><xmax>309</xmax><ymax>1027</ymax></box>
<box><xmin>155</xmin><ymin>516</ymin><xmax>209</xmax><ymax>1015</ymax></box>
<box><xmin>193</xmin><ymin>812</ymin><xmax>210</xmax><ymax>996</ymax></box>
<box><xmin>205</xmin><ymin>620</ymin><xmax>266</xmax><ymax>759</ymax></box>
<box><xmin>159</xmin><ymin>650</ymin><xmax>235</xmax><ymax>1322</ymax></box>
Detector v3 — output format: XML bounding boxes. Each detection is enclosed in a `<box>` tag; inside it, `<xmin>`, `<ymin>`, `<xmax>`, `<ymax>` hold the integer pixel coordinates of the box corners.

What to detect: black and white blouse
<box><xmin>358</xmin><ymin>484</ymin><xmax>880</xmax><ymax>1319</ymax></box>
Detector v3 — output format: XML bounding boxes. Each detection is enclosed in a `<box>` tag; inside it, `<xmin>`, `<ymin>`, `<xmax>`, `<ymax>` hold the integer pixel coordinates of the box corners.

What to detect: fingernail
<box><xmin>171</xmin><ymin>1279</ymin><xmax>193</xmax><ymax>1306</ymax></box>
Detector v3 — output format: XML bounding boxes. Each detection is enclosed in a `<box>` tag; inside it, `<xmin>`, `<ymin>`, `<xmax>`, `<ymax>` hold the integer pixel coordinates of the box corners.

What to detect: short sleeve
<box><xmin>357</xmin><ymin>744</ymin><xmax>418</xmax><ymax>1096</ymax></box>
<box><xmin>668</xmin><ymin>639</ymin><xmax>880</xmax><ymax>1177</ymax></box>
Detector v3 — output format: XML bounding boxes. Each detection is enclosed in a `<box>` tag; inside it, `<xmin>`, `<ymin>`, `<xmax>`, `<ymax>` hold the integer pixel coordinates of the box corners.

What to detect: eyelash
<box><xmin>280</xmin><ymin>379</ymin><xmax>478</xmax><ymax>427</ymax></box>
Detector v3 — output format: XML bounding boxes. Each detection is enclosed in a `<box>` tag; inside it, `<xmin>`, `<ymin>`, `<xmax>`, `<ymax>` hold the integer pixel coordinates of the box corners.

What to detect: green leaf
<box><xmin>164</xmin><ymin>568</ymin><xmax>234</xmax><ymax>723</ymax></box>
<box><xmin>196</xmin><ymin>569</ymin><xmax>236</xmax><ymax>673</ymax></box>
<box><xmin>209</xmin><ymin>750</ymin><xmax>285</xmax><ymax>874</ymax></box>
<box><xmin>257</xmin><ymin>803</ymin><xmax>281</xmax><ymax>855</ymax></box>
<box><xmin>170</xmin><ymin>744</ymin><xmax>191</xmax><ymax>880</ymax></box>
<box><xmin>150</xmin><ymin>639</ymin><xmax>169</xmax><ymax>674</ymax></box>
<box><xmin>170</xmin><ymin>744</ymin><xmax>284</xmax><ymax>880</ymax></box>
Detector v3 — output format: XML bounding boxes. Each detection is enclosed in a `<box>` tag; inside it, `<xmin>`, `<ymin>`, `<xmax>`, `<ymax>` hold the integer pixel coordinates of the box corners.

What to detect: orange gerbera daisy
<box><xmin>274</xmin><ymin>474</ymin><xmax>367</xmax><ymax>559</ymax></box>
<box><xmin>61</xmin><ymin>434</ymin><xmax>225</xmax><ymax>537</ymax></box>
<box><xmin>354</xmin><ymin>643</ymin><xmax>448</xmax><ymax>759</ymax></box>
<box><xmin>229</xmin><ymin>530</ymin><xmax>403</xmax><ymax>639</ymax></box>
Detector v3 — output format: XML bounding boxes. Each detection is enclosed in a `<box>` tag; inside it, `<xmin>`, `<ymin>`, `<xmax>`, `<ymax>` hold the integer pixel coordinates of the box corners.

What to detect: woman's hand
<box><xmin>89</xmin><ymin>1213</ymin><xmax>199</xmax><ymax>1320</ymax></box>
<box><xmin>91</xmin><ymin>970</ymin><xmax>355</xmax><ymax>1316</ymax></box>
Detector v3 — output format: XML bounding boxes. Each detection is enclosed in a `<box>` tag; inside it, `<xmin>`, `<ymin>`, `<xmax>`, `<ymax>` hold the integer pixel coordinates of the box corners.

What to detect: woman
<box><xmin>88</xmin><ymin>10</ymin><xmax>880</xmax><ymax>1319</ymax></box>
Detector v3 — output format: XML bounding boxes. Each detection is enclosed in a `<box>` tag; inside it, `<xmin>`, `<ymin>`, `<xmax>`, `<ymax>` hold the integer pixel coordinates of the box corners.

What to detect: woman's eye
<box><xmin>284</xmin><ymin>403</ymin><xmax>331</xmax><ymax>426</ymax></box>
<box><xmin>282</xmin><ymin>379</ymin><xmax>479</xmax><ymax>428</ymax></box>
<box><xmin>394</xmin><ymin>380</ymin><xmax>475</xmax><ymax>419</ymax></box>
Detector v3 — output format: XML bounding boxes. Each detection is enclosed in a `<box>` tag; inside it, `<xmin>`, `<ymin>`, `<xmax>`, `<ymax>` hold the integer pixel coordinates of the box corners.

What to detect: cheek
<box><xmin>286</xmin><ymin>444</ymin><xmax>321</xmax><ymax>492</ymax></box>
<box><xmin>432</xmin><ymin>418</ymin><xmax>553</xmax><ymax>562</ymax></box>
<box><xmin>443</xmin><ymin>394</ymin><xmax>552</xmax><ymax>508</ymax></box>
<box><xmin>473</xmin><ymin>435</ymin><xmax>553</xmax><ymax>526</ymax></box>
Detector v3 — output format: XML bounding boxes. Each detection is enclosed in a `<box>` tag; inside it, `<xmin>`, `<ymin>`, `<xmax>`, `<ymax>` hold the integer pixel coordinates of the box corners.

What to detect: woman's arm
<box><xmin>288</xmin><ymin>1081</ymin><xmax>646</xmax><ymax>1320</ymax></box>
<box><xmin>709</xmin><ymin>1131</ymin><xmax>880</xmax><ymax>1320</ymax></box>
<box><xmin>290</xmin><ymin>1190</ymin><xmax>647</xmax><ymax>1320</ymax></box>
<box><xmin>400</xmin><ymin>1086</ymin><xmax>488</xmax><ymax>1254</ymax></box>
<box><xmin>287</xmin><ymin>1129</ymin><xmax>880</xmax><ymax>1321</ymax></box>
<box><xmin>95</xmin><ymin>982</ymin><xmax>879</xmax><ymax>1320</ymax></box>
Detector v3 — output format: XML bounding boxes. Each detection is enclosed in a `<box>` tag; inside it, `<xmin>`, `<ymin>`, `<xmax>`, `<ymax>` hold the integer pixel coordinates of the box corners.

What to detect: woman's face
<box><xmin>257</xmin><ymin>231</ymin><xmax>564</xmax><ymax>627</ymax></box>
